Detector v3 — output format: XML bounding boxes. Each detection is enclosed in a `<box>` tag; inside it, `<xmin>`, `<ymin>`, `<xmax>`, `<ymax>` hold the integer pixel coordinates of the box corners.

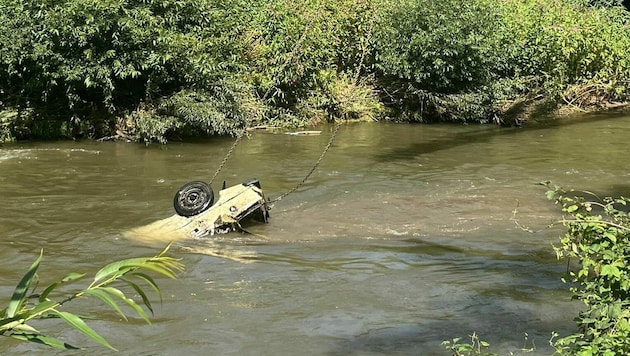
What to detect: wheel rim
<box><xmin>173</xmin><ymin>181</ymin><xmax>214</xmax><ymax>217</ymax></box>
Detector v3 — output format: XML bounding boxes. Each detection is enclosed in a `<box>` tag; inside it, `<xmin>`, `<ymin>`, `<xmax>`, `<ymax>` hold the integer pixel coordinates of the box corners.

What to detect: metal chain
<box><xmin>268</xmin><ymin>122</ymin><xmax>341</xmax><ymax>207</ymax></box>
<box><xmin>207</xmin><ymin>6</ymin><xmax>322</xmax><ymax>184</ymax></box>
<box><xmin>208</xmin><ymin>130</ymin><xmax>245</xmax><ymax>185</ymax></box>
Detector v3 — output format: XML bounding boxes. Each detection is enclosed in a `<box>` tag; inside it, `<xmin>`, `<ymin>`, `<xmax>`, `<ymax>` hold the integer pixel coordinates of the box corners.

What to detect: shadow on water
<box><xmin>589</xmin><ymin>184</ymin><xmax>630</xmax><ymax>201</ymax></box>
<box><xmin>374</xmin><ymin>112</ymin><xmax>628</xmax><ymax>161</ymax></box>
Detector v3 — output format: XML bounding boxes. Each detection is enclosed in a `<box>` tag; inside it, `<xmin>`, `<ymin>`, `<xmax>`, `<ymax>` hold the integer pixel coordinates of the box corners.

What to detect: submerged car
<box><xmin>172</xmin><ymin>178</ymin><xmax>269</xmax><ymax>237</ymax></box>
<box><xmin>128</xmin><ymin>178</ymin><xmax>269</xmax><ymax>240</ymax></box>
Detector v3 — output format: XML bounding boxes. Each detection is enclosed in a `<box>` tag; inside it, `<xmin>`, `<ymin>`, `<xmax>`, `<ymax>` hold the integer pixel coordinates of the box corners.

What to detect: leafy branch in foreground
<box><xmin>543</xmin><ymin>182</ymin><xmax>630</xmax><ymax>355</ymax></box>
<box><xmin>0</xmin><ymin>242</ymin><xmax>184</xmax><ymax>351</ymax></box>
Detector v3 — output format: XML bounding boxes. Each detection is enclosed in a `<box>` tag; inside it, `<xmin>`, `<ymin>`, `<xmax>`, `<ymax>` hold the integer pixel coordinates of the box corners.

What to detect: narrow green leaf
<box><xmin>102</xmin><ymin>287</ymin><xmax>151</xmax><ymax>324</ymax></box>
<box><xmin>129</xmin><ymin>261</ymin><xmax>179</xmax><ymax>279</ymax></box>
<box><xmin>93</xmin><ymin>257</ymin><xmax>181</xmax><ymax>283</ymax></box>
<box><xmin>7</xmin><ymin>250</ymin><xmax>43</xmax><ymax>318</ymax></box>
<box><xmin>62</xmin><ymin>272</ymin><xmax>87</xmax><ymax>283</ymax></box>
<box><xmin>9</xmin><ymin>322</ymin><xmax>39</xmax><ymax>333</ymax></box>
<box><xmin>10</xmin><ymin>332</ymin><xmax>80</xmax><ymax>350</ymax></box>
<box><xmin>122</xmin><ymin>278</ymin><xmax>154</xmax><ymax>315</ymax></box>
<box><xmin>0</xmin><ymin>319</ymin><xmax>22</xmax><ymax>330</ymax></box>
<box><xmin>83</xmin><ymin>289</ymin><xmax>127</xmax><ymax>321</ymax></box>
<box><xmin>93</xmin><ymin>257</ymin><xmax>147</xmax><ymax>283</ymax></box>
<box><xmin>157</xmin><ymin>241</ymin><xmax>174</xmax><ymax>257</ymax></box>
<box><xmin>38</xmin><ymin>282</ymin><xmax>58</xmax><ymax>302</ymax></box>
<box><xmin>39</xmin><ymin>273</ymin><xmax>86</xmax><ymax>302</ymax></box>
<box><xmin>26</xmin><ymin>300</ymin><xmax>59</xmax><ymax>318</ymax></box>
<box><xmin>132</xmin><ymin>272</ymin><xmax>162</xmax><ymax>303</ymax></box>
<box><xmin>54</xmin><ymin>310</ymin><xmax>117</xmax><ymax>351</ymax></box>
<box><xmin>92</xmin><ymin>242</ymin><xmax>177</xmax><ymax>283</ymax></box>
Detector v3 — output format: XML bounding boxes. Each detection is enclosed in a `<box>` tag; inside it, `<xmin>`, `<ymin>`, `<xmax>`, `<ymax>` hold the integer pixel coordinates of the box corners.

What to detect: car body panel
<box><xmin>127</xmin><ymin>181</ymin><xmax>269</xmax><ymax>240</ymax></box>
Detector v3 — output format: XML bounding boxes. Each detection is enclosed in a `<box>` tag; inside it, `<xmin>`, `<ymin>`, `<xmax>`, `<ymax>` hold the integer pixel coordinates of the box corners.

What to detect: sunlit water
<box><xmin>2</xmin><ymin>113</ymin><xmax>629</xmax><ymax>355</ymax></box>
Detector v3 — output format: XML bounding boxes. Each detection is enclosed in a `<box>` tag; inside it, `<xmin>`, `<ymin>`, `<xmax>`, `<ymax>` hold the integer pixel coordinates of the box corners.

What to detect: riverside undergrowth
<box><xmin>0</xmin><ymin>0</ymin><xmax>629</xmax><ymax>142</ymax></box>
<box><xmin>544</xmin><ymin>182</ymin><xmax>630</xmax><ymax>355</ymax></box>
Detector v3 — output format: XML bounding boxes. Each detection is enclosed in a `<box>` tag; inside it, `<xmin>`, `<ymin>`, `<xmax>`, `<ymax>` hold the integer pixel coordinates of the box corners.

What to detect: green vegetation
<box><xmin>0</xmin><ymin>0</ymin><xmax>629</xmax><ymax>142</ymax></box>
<box><xmin>544</xmin><ymin>183</ymin><xmax>630</xmax><ymax>355</ymax></box>
<box><xmin>1</xmin><ymin>243</ymin><xmax>183</xmax><ymax>350</ymax></box>
<box><xmin>442</xmin><ymin>332</ymin><xmax>496</xmax><ymax>356</ymax></box>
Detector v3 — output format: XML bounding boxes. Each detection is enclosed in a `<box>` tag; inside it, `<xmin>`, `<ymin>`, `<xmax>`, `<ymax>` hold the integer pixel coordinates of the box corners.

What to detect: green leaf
<box><xmin>132</xmin><ymin>272</ymin><xmax>162</xmax><ymax>303</ymax></box>
<box><xmin>600</xmin><ymin>264</ymin><xmax>621</xmax><ymax>278</ymax></box>
<box><xmin>93</xmin><ymin>246</ymin><xmax>182</xmax><ymax>284</ymax></box>
<box><xmin>93</xmin><ymin>257</ymin><xmax>146</xmax><ymax>283</ymax></box>
<box><xmin>10</xmin><ymin>322</ymin><xmax>39</xmax><ymax>333</ymax></box>
<box><xmin>101</xmin><ymin>287</ymin><xmax>151</xmax><ymax>324</ymax></box>
<box><xmin>7</xmin><ymin>250</ymin><xmax>43</xmax><ymax>318</ymax></box>
<box><xmin>129</xmin><ymin>259</ymin><xmax>181</xmax><ymax>279</ymax></box>
<box><xmin>38</xmin><ymin>282</ymin><xmax>58</xmax><ymax>302</ymax></box>
<box><xmin>26</xmin><ymin>300</ymin><xmax>59</xmax><ymax>318</ymax></box>
<box><xmin>0</xmin><ymin>319</ymin><xmax>24</xmax><ymax>331</ymax></box>
<box><xmin>54</xmin><ymin>310</ymin><xmax>117</xmax><ymax>351</ymax></box>
<box><xmin>604</xmin><ymin>232</ymin><xmax>617</xmax><ymax>244</ymax></box>
<box><xmin>122</xmin><ymin>278</ymin><xmax>154</xmax><ymax>315</ymax></box>
<box><xmin>83</xmin><ymin>289</ymin><xmax>127</xmax><ymax>321</ymax></box>
<box><xmin>40</xmin><ymin>273</ymin><xmax>85</xmax><ymax>302</ymax></box>
<box><xmin>156</xmin><ymin>241</ymin><xmax>174</xmax><ymax>257</ymax></box>
<box><xmin>62</xmin><ymin>272</ymin><xmax>87</xmax><ymax>283</ymax></box>
<box><xmin>10</xmin><ymin>332</ymin><xmax>80</xmax><ymax>350</ymax></box>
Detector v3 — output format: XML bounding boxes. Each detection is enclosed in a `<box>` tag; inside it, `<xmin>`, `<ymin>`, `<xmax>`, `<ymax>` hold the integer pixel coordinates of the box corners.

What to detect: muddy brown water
<box><xmin>1</xmin><ymin>113</ymin><xmax>629</xmax><ymax>355</ymax></box>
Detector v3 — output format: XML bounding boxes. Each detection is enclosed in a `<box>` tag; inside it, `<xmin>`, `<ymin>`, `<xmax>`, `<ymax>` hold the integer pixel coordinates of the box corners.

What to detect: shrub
<box><xmin>296</xmin><ymin>70</ymin><xmax>384</xmax><ymax>124</ymax></box>
<box><xmin>244</xmin><ymin>0</ymin><xmax>379</xmax><ymax>114</ymax></box>
<box><xmin>497</xmin><ymin>0</ymin><xmax>630</xmax><ymax>103</ymax></box>
<box><xmin>0</xmin><ymin>0</ymin><xmax>248</xmax><ymax>139</ymax></box>
<box><xmin>545</xmin><ymin>183</ymin><xmax>630</xmax><ymax>355</ymax></box>
<box><xmin>371</xmin><ymin>0</ymin><xmax>502</xmax><ymax>121</ymax></box>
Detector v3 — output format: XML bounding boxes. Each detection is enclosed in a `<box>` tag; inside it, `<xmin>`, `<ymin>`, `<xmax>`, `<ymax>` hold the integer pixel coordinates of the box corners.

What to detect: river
<box><xmin>1</xmin><ymin>113</ymin><xmax>629</xmax><ymax>355</ymax></box>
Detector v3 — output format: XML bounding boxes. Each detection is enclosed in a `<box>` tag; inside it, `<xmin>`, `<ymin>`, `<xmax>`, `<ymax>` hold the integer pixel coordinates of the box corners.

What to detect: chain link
<box><xmin>268</xmin><ymin>122</ymin><xmax>340</xmax><ymax>207</ymax></box>
<box><xmin>207</xmin><ymin>6</ymin><xmax>321</xmax><ymax>186</ymax></box>
<box><xmin>208</xmin><ymin>130</ymin><xmax>245</xmax><ymax>185</ymax></box>
<box><xmin>207</xmin><ymin>4</ymin><xmax>336</xmax><ymax>204</ymax></box>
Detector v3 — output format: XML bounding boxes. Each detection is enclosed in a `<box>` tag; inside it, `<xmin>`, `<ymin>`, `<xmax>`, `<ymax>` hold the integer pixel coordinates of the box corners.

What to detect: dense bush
<box><xmin>243</xmin><ymin>0</ymin><xmax>381</xmax><ymax>126</ymax></box>
<box><xmin>1</xmin><ymin>0</ymin><xmax>629</xmax><ymax>142</ymax></box>
<box><xmin>371</xmin><ymin>0</ymin><xmax>630</xmax><ymax>123</ymax></box>
<box><xmin>546</xmin><ymin>183</ymin><xmax>630</xmax><ymax>355</ymax></box>
<box><xmin>373</xmin><ymin>0</ymin><xmax>499</xmax><ymax>94</ymax></box>
<box><xmin>371</xmin><ymin>0</ymin><xmax>502</xmax><ymax>122</ymax></box>
<box><xmin>498</xmin><ymin>0</ymin><xmax>630</xmax><ymax>103</ymax></box>
<box><xmin>0</xmin><ymin>0</ymin><xmax>250</xmax><ymax>140</ymax></box>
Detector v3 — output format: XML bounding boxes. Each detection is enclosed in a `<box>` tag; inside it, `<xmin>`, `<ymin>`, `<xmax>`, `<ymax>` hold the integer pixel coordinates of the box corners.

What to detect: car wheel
<box><xmin>173</xmin><ymin>181</ymin><xmax>214</xmax><ymax>217</ymax></box>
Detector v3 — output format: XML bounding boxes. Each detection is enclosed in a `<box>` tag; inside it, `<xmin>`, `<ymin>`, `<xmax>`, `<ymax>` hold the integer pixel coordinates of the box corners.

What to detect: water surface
<box><xmin>2</xmin><ymin>114</ymin><xmax>629</xmax><ymax>355</ymax></box>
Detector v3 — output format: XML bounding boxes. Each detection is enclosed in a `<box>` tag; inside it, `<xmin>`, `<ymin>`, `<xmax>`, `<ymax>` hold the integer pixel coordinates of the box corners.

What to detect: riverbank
<box><xmin>1</xmin><ymin>0</ymin><xmax>629</xmax><ymax>143</ymax></box>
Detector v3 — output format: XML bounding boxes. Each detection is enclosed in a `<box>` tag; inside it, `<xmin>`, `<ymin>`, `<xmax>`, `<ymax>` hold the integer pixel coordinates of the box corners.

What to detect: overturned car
<box><xmin>128</xmin><ymin>178</ymin><xmax>269</xmax><ymax>239</ymax></box>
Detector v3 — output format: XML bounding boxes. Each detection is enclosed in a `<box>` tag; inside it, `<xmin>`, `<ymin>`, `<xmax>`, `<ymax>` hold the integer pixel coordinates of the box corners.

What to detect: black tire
<box><xmin>173</xmin><ymin>181</ymin><xmax>214</xmax><ymax>217</ymax></box>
